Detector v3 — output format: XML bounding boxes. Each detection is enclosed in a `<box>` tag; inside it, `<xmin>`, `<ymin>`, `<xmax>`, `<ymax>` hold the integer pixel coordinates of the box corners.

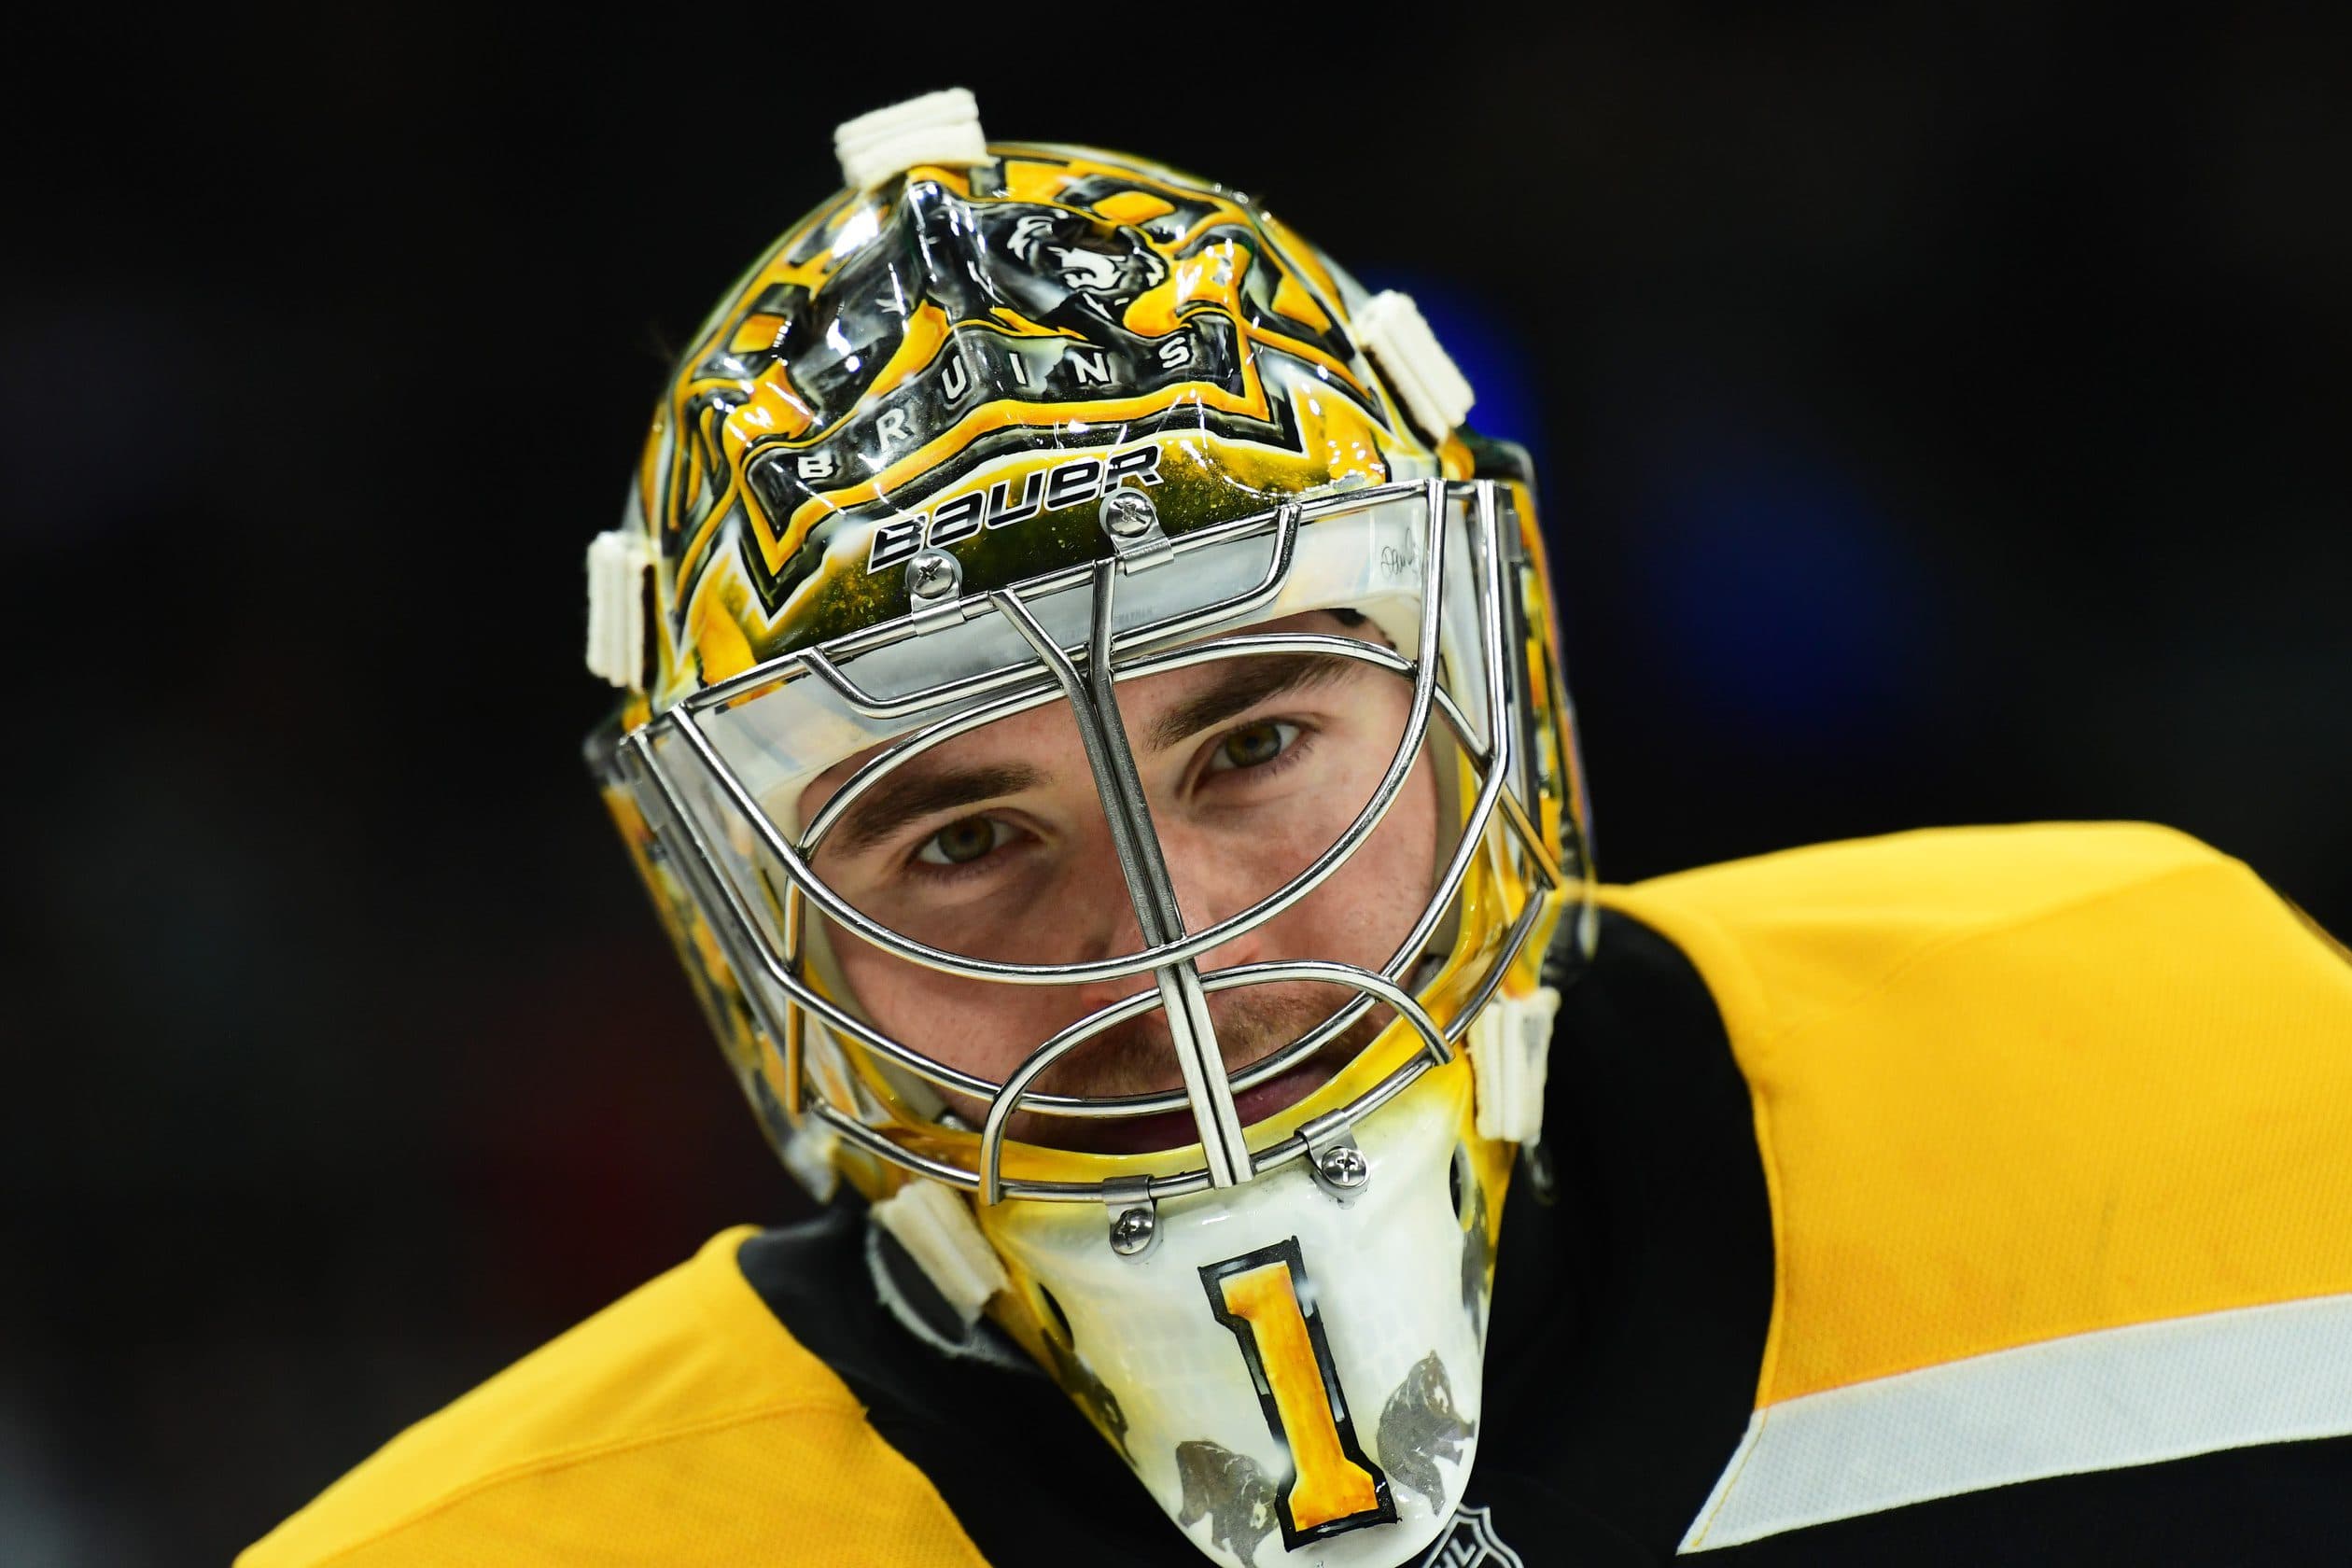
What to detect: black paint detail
<box><xmin>731</xmin><ymin>398</ymin><xmax>1288</xmax><ymax>622</ymax></box>
<box><xmin>1197</xmin><ymin>1236</ymin><xmax>1397</xmax><ymax>1549</ymax></box>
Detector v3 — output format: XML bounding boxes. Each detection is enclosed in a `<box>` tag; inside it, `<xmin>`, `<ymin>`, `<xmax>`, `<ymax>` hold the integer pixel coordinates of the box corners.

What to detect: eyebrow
<box><xmin>819</xmin><ymin>654</ymin><xmax>1360</xmax><ymax>856</ymax></box>
<box><xmin>824</xmin><ymin>762</ymin><xmax>1043</xmax><ymax>856</ymax></box>
<box><xmin>1141</xmin><ymin>652</ymin><xmax>1360</xmax><ymax>752</ymax></box>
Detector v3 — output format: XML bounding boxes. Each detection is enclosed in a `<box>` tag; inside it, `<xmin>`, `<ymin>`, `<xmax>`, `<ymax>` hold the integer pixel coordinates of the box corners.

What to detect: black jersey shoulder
<box><xmin>1706</xmin><ymin>1434</ymin><xmax>2352</xmax><ymax>1566</ymax></box>
<box><xmin>1469</xmin><ymin>903</ymin><xmax>1774</xmax><ymax>1561</ymax></box>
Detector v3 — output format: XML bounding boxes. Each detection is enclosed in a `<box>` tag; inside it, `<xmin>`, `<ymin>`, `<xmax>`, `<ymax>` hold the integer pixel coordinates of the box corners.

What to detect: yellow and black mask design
<box><xmin>635</xmin><ymin>145</ymin><xmax>1463</xmax><ymax>704</ymax></box>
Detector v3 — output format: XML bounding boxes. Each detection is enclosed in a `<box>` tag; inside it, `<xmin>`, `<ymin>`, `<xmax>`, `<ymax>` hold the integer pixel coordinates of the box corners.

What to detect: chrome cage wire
<box><xmin>609</xmin><ymin>478</ymin><xmax>1569</xmax><ymax>1206</ymax></box>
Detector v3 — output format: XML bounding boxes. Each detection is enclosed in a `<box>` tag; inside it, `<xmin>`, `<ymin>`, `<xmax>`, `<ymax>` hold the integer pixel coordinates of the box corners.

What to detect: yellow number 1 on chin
<box><xmin>1201</xmin><ymin>1238</ymin><xmax>1396</xmax><ymax>1547</ymax></box>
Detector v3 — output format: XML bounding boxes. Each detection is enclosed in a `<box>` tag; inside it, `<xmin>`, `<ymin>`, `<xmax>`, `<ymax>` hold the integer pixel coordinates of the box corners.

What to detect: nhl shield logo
<box><xmin>1417</xmin><ymin>1505</ymin><xmax>1523</xmax><ymax>1567</ymax></box>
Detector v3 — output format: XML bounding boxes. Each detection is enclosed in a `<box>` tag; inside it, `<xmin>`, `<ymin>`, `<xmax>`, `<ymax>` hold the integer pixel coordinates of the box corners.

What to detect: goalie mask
<box><xmin>586</xmin><ymin>90</ymin><xmax>1592</xmax><ymax>1568</ymax></box>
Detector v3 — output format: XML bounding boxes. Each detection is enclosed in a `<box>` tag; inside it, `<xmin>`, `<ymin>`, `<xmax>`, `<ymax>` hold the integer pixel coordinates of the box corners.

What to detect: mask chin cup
<box><xmin>973</xmin><ymin>1044</ymin><xmax>1495</xmax><ymax>1567</ymax></box>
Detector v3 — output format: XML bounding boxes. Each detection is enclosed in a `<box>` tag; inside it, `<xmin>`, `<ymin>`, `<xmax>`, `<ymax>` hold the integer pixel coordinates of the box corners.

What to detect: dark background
<box><xmin>6</xmin><ymin>4</ymin><xmax>2346</xmax><ymax>1561</ymax></box>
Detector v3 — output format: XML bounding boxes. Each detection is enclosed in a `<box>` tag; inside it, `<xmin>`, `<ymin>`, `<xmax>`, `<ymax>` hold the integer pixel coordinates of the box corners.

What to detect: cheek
<box><xmin>1359</xmin><ymin>750</ymin><xmax>1442</xmax><ymax>918</ymax></box>
<box><xmin>828</xmin><ymin>928</ymin><xmax>1061</xmax><ymax>1085</ymax></box>
<box><xmin>1273</xmin><ymin>749</ymin><xmax>1442</xmax><ymax>963</ymax></box>
<box><xmin>831</xmin><ymin>933</ymin><xmax>929</xmax><ymax>1039</ymax></box>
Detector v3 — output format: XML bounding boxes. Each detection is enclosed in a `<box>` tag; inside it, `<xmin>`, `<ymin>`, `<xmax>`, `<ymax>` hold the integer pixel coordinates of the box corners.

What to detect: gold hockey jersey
<box><xmin>238</xmin><ymin>823</ymin><xmax>2352</xmax><ymax>1566</ymax></box>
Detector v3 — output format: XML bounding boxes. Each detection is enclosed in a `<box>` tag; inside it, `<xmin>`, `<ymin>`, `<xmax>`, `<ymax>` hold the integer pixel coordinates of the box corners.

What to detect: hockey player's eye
<box><xmin>916</xmin><ymin>816</ymin><xmax>1010</xmax><ymax>867</ymax></box>
<box><xmin>1208</xmin><ymin>720</ymin><xmax>1300</xmax><ymax>774</ymax></box>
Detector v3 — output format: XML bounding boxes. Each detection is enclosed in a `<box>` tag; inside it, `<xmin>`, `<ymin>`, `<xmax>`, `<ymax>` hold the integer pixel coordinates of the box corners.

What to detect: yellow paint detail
<box><xmin>1120</xmin><ymin>274</ymin><xmax>1188</xmax><ymax>337</ymax></box>
<box><xmin>769</xmin><ymin>381</ymin><xmax>1284</xmax><ymax>547</ymax></box>
<box><xmin>636</xmin><ymin>416</ymin><xmax>665</xmax><ymax>527</ymax></box>
<box><xmin>1603</xmin><ymin>823</ymin><xmax>2352</xmax><ymax>1407</ymax></box>
<box><xmin>1270</xmin><ymin>269</ymin><xmax>1332</xmax><ymax>331</ymax></box>
<box><xmin>734</xmin><ymin>371</ymin><xmax>815</xmax><ymax>447</ymax></box>
<box><xmin>1092</xmin><ymin>189</ymin><xmax>1175</xmax><ymax>225</ymax></box>
<box><xmin>1170</xmin><ymin>241</ymin><xmax>1244</xmax><ymax>313</ymax></box>
<box><xmin>641</xmin><ymin>145</ymin><xmax>1456</xmax><ymax>679</ymax></box>
<box><xmin>1216</xmin><ymin>1261</ymin><xmax>1383</xmax><ymax>1533</ymax></box>
<box><xmin>686</xmin><ymin>574</ymin><xmax>757</xmax><ymax>685</ymax></box>
<box><xmin>727</xmin><ymin>312</ymin><xmax>789</xmax><ymax>357</ymax></box>
<box><xmin>1258</xmin><ymin>208</ymin><xmax>1348</xmax><ymax>305</ymax></box>
<box><xmin>1292</xmin><ymin>395</ymin><xmax>1392</xmax><ymax>488</ymax></box>
<box><xmin>860</xmin><ymin>302</ymin><xmax>955</xmax><ymax>404</ymax></box>
<box><xmin>999</xmin><ymin>155</ymin><xmax>1079</xmax><ymax>203</ymax></box>
<box><xmin>903</xmin><ymin>162</ymin><xmax>977</xmax><ymax>199</ymax></box>
<box><xmin>988</xmin><ymin>304</ymin><xmax>1070</xmax><ymax>337</ymax></box>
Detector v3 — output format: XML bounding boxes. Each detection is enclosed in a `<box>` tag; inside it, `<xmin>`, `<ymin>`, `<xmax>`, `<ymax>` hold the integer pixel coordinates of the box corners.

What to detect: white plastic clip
<box><xmin>778</xmin><ymin>1121</ymin><xmax>840</xmax><ymax>1204</ymax></box>
<box><xmin>584</xmin><ymin>527</ymin><xmax>654</xmax><ymax>690</ymax></box>
<box><xmin>1356</xmin><ymin>290</ymin><xmax>1476</xmax><ymax>441</ymax></box>
<box><xmin>1471</xmin><ymin>984</ymin><xmax>1562</xmax><ymax>1144</ymax></box>
<box><xmin>871</xmin><ymin>1180</ymin><xmax>1010</xmax><ymax>1327</ymax></box>
<box><xmin>834</xmin><ymin>89</ymin><xmax>988</xmax><ymax>189</ymax></box>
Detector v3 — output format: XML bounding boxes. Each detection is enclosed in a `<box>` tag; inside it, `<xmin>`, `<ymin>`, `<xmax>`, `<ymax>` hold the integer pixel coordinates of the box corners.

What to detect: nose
<box><xmin>1062</xmin><ymin>813</ymin><xmax>1272</xmax><ymax>1000</ymax></box>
